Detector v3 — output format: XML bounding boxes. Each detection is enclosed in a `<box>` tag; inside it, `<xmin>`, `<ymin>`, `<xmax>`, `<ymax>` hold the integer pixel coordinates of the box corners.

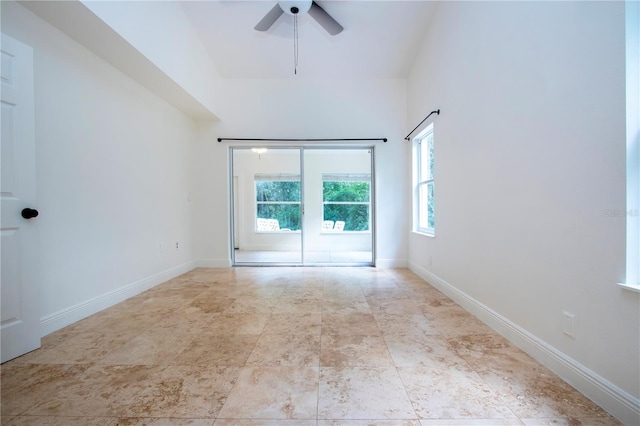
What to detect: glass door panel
<box><xmin>231</xmin><ymin>147</ymin><xmax>302</xmax><ymax>264</ymax></box>
<box><xmin>303</xmin><ymin>148</ymin><xmax>374</xmax><ymax>265</ymax></box>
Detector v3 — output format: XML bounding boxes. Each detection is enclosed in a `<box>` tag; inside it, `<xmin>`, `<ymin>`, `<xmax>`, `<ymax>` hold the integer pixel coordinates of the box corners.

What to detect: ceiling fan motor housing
<box><xmin>278</xmin><ymin>0</ymin><xmax>312</xmax><ymax>15</ymax></box>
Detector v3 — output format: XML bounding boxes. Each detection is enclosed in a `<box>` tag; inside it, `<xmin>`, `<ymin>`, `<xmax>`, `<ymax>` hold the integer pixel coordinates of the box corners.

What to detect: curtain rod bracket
<box><xmin>404</xmin><ymin>109</ymin><xmax>440</xmax><ymax>141</ymax></box>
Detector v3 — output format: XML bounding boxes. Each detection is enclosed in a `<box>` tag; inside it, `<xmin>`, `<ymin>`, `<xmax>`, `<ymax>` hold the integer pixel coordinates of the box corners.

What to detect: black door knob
<box><xmin>21</xmin><ymin>208</ymin><xmax>39</xmax><ymax>219</ymax></box>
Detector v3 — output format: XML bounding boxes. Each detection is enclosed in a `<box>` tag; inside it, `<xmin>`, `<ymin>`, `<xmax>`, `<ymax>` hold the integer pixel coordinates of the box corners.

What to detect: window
<box><xmin>322</xmin><ymin>174</ymin><xmax>370</xmax><ymax>231</ymax></box>
<box><xmin>414</xmin><ymin>124</ymin><xmax>435</xmax><ymax>235</ymax></box>
<box><xmin>255</xmin><ymin>174</ymin><xmax>301</xmax><ymax>231</ymax></box>
<box><xmin>621</xmin><ymin>0</ymin><xmax>640</xmax><ymax>291</ymax></box>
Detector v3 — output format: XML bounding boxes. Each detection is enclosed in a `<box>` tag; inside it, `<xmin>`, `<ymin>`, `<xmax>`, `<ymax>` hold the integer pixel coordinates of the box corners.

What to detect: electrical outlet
<box><xmin>175</xmin><ymin>241</ymin><xmax>179</xmax><ymax>250</ymax></box>
<box><xmin>562</xmin><ymin>311</ymin><xmax>575</xmax><ymax>338</ymax></box>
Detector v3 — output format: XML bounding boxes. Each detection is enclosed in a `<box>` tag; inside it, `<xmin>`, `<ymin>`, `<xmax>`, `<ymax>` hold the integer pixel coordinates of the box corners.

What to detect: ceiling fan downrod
<box><xmin>293</xmin><ymin>8</ymin><xmax>299</xmax><ymax>75</ymax></box>
<box><xmin>253</xmin><ymin>1</ymin><xmax>343</xmax><ymax>75</ymax></box>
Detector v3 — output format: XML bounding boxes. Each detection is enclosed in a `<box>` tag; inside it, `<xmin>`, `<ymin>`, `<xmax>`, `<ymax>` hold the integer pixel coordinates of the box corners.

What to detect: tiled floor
<box><xmin>1</xmin><ymin>267</ymin><xmax>621</xmax><ymax>425</ymax></box>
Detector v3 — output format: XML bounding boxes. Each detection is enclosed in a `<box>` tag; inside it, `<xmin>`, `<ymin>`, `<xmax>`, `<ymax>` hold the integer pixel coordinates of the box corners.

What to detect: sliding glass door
<box><xmin>302</xmin><ymin>148</ymin><xmax>373</xmax><ymax>264</ymax></box>
<box><xmin>232</xmin><ymin>147</ymin><xmax>302</xmax><ymax>264</ymax></box>
<box><xmin>230</xmin><ymin>146</ymin><xmax>374</xmax><ymax>266</ymax></box>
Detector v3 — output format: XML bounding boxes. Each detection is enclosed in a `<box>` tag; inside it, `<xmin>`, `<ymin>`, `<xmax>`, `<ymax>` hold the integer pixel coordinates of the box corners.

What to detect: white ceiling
<box><xmin>180</xmin><ymin>1</ymin><xmax>437</xmax><ymax>79</ymax></box>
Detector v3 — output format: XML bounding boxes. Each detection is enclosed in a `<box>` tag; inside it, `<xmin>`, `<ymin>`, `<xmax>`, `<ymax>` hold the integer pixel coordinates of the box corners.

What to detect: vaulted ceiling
<box><xmin>17</xmin><ymin>0</ymin><xmax>439</xmax><ymax>119</ymax></box>
<box><xmin>180</xmin><ymin>1</ymin><xmax>438</xmax><ymax>79</ymax></box>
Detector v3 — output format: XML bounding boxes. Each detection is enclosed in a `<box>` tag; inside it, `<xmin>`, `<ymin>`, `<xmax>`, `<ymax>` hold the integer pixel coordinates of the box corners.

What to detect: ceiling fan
<box><xmin>254</xmin><ymin>0</ymin><xmax>343</xmax><ymax>36</ymax></box>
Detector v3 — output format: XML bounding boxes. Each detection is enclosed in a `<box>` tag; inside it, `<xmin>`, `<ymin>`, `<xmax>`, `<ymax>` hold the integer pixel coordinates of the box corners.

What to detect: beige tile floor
<box><xmin>1</xmin><ymin>267</ymin><xmax>621</xmax><ymax>426</ymax></box>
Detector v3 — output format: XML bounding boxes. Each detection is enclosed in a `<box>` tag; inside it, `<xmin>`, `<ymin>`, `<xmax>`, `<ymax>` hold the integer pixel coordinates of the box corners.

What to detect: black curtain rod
<box><xmin>404</xmin><ymin>109</ymin><xmax>440</xmax><ymax>141</ymax></box>
<box><xmin>218</xmin><ymin>137</ymin><xmax>387</xmax><ymax>143</ymax></box>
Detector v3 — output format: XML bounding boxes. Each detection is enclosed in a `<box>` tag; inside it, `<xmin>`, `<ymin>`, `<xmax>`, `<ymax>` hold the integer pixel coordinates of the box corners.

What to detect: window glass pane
<box><xmin>418</xmin><ymin>183</ymin><xmax>429</xmax><ymax>230</ymax></box>
<box><xmin>257</xmin><ymin>204</ymin><xmax>300</xmax><ymax>231</ymax></box>
<box><xmin>418</xmin><ymin>182</ymin><xmax>434</xmax><ymax>232</ymax></box>
<box><xmin>322</xmin><ymin>180</ymin><xmax>370</xmax><ymax>231</ymax></box>
<box><xmin>427</xmin><ymin>133</ymin><xmax>434</xmax><ymax>180</ymax></box>
<box><xmin>256</xmin><ymin>181</ymin><xmax>300</xmax><ymax>202</ymax></box>
<box><xmin>427</xmin><ymin>181</ymin><xmax>435</xmax><ymax>230</ymax></box>
<box><xmin>323</xmin><ymin>204</ymin><xmax>369</xmax><ymax>231</ymax></box>
<box><xmin>419</xmin><ymin>139</ymin><xmax>428</xmax><ymax>181</ymax></box>
<box><xmin>323</xmin><ymin>181</ymin><xmax>370</xmax><ymax>202</ymax></box>
<box><xmin>419</xmin><ymin>133</ymin><xmax>434</xmax><ymax>181</ymax></box>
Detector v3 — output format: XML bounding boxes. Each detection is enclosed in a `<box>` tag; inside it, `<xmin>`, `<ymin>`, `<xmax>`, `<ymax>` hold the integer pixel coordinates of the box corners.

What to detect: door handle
<box><xmin>21</xmin><ymin>208</ymin><xmax>39</xmax><ymax>219</ymax></box>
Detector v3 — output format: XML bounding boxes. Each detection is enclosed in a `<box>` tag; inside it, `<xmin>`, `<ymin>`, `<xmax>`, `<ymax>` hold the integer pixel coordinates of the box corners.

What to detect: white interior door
<box><xmin>1</xmin><ymin>33</ymin><xmax>40</xmax><ymax>363</ymax></box>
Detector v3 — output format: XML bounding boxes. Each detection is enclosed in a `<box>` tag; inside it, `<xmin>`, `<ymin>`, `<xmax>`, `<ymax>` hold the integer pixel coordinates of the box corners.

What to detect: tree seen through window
<box><xmin>323</xmin><ymin>180</ymin><xmax>370</xmax><ymax>231</ymax></box>
<box><xmin>256</xmin><ymin>180</ymin><xmax>301</xmax><ymax>231</ymax></box>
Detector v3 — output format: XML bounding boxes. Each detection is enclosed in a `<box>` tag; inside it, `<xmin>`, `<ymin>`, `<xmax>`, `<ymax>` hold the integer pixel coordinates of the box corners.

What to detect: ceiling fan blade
<box><xmin>254</xmin><ymin>4</ymin><xmax>284</xmax><ymax>31</ymax></box>
<box><xmin>308</xmin><ymin>1</ymin><xmax>343</xmax><ymax>35</ymax></box>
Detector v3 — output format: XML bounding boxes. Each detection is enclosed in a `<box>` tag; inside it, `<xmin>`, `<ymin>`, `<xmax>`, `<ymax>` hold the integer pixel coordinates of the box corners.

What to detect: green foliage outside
<box><xmin>256</xmin><ymin>181</ymin><xmax>301</xmax><ymax>230</ymax></box>
<box><xmin>254</xmin><ymin>180</ymin><xmax>371</xmax><ymax>232</ymax></box>
<box><xmin>424</xmin><ymin>133</ymin><xmax>435</xmax><ymax>230</ymax></box>
<box><xmin>256</xmin><ymin>181</ymin><xmax>300</xmax><ymax>202</ymax></box>
<box><xmin>427</xmin><ymin>182</ymin><xmax>435</xmax><ymax>230</ymax></box>
<box><xmin>323</xmin><ymin>181</ymin><xmax>370</xmax><ymax>231</ymax></box>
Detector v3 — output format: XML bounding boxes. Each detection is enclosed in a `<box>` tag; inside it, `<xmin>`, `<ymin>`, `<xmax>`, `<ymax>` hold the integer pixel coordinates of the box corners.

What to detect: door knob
<box><xmin>21</xmin><ymin>208</ymin><xmax>39</xmax><ymax>219</ymax></box>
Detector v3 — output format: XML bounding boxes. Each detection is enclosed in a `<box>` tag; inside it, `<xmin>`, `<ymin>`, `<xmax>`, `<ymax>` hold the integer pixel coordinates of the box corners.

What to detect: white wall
<box><xmin>407</xmin><ymin>1</ymin><xmax>638</xmax><ymax>423</ymax></box>
<box><xmin>192</xmin><ymin>78</ymin><xmax>408</xmax><ymax>267</ymax></box>
<box><xmin>81</xmin><ymin>0</ymin><xmax>224</xmax><ymax>119</ymax></box>
<box><xmin>1</xmin><ymin>2</ymin><xmax>199</xmax><ymax>333</ymax></box>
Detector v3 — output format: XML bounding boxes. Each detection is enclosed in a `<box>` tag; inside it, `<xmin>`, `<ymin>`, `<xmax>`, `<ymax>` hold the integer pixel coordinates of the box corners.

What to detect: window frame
<box><xmin>254</xmin><ymin>174</ymin><xmax>301</xmax><ymax>233</ymax></box>
<box><xmin>620</xmin><ymin>0</ymin><xmax>640</xmax><ymax>292</ymax></box>
<box><xmin>414</xmin><ymin>123</ymin><xmax>435</xmax><ymax>236</ymax></box>
<box><xmin>321</xmin><ymin>174</ymin><xmax>371</xmax><ymax>232</ymax></box>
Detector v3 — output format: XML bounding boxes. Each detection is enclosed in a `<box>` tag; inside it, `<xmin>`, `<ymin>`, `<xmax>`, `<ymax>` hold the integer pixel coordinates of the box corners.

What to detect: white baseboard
<box><xmin>408</xmin><ymin>261</ymin><xmax>640</xmax><ymax>426</ymax></box>
<box><xmin>194</xmin><ymin>258</ymin><xmax>232</xmax><ymax>268</ymax></box>
<box><xmin>376</xmin><ymin>258</ymin><xmax>408</xmax><ymax>268</ymax></box>
<box><xmin>39</xmin><ymin>260</ymin><xmax>197</xmax><ymax>336</ymax></box>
